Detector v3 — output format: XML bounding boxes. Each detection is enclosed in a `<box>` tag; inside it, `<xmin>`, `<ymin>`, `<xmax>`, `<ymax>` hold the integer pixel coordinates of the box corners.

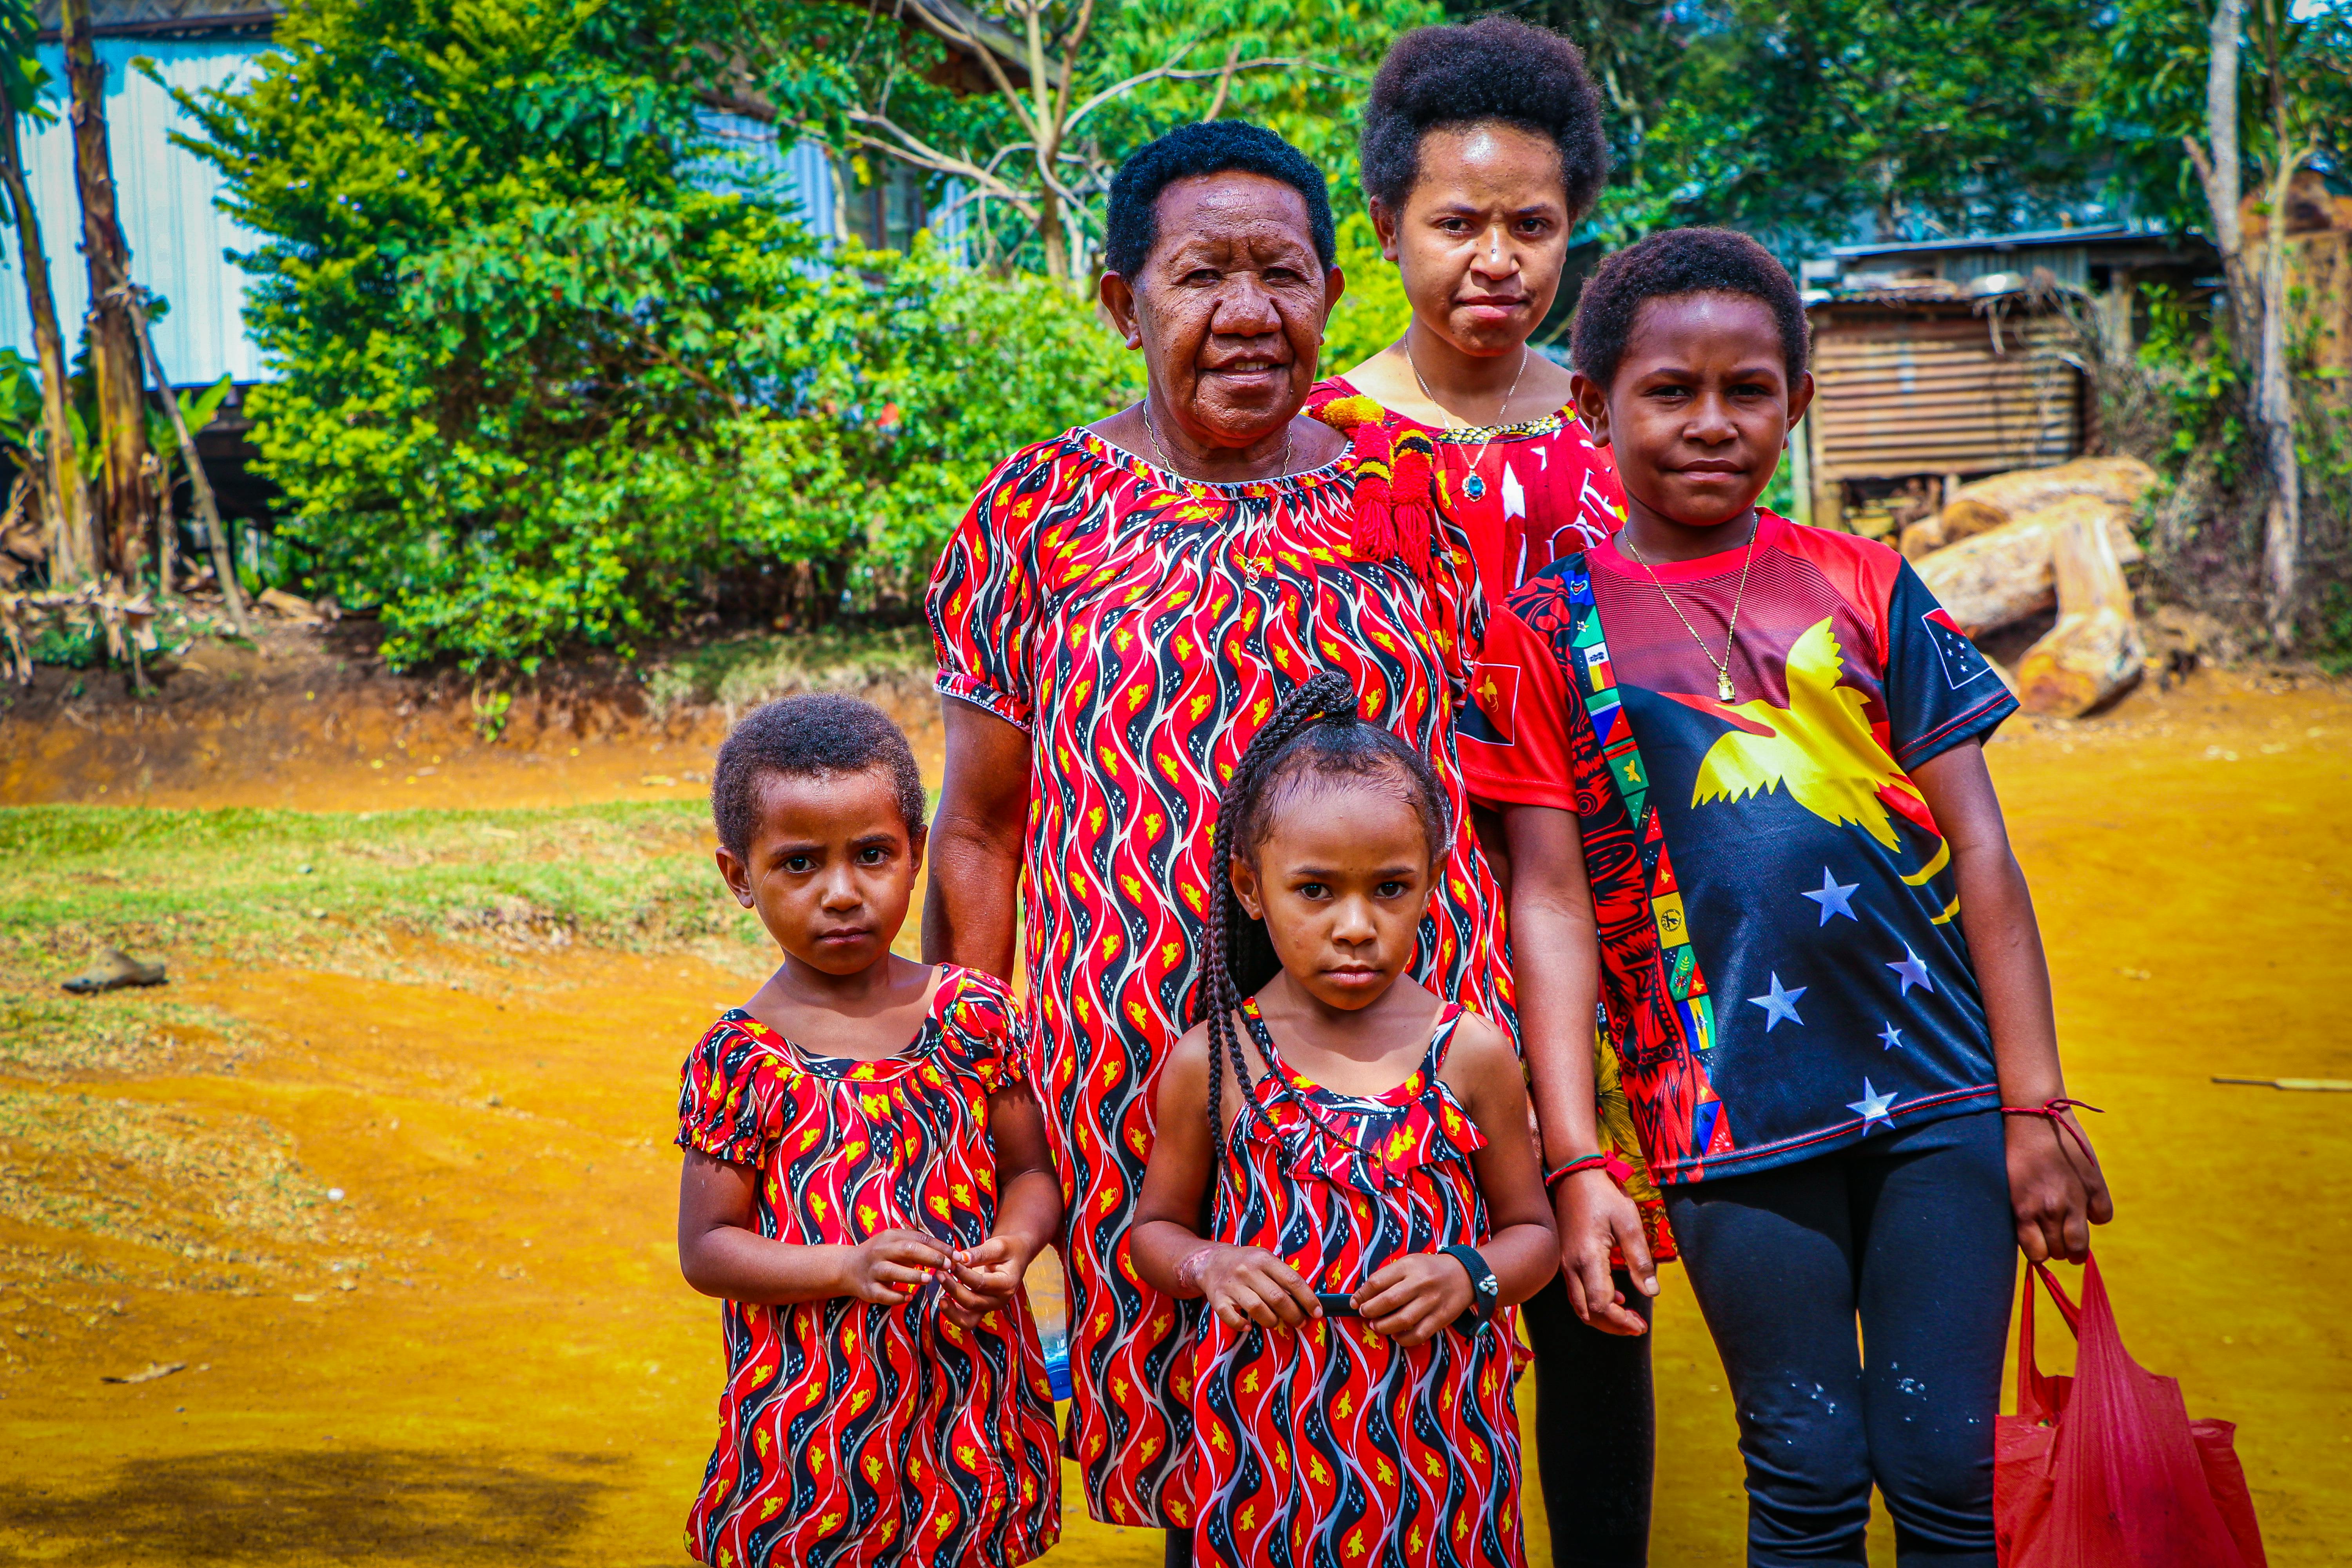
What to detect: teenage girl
<box><xmin>1461</xmin><ymin>228</ymin><xmax>2114</xmax><ymax>1567</ymax></box>
<box><xmin>1316</xmin><ymin>16</ymin><xmax>1628</xmax><ymax>590</ymax></box>
<box><xmin>674</xmin><ymin>693</ymin><xmax>1062</xmax><ymax>1568</ymax></box>
<box><xmin>1309</xmin><ymin>22</ymin><xmax>1664</xmax><ymax>1566</ymax></box>
<box><xmin>1132</xmin><ymin>671</ymin><xmax>1557</xmax><ymax>1568</ymax></box>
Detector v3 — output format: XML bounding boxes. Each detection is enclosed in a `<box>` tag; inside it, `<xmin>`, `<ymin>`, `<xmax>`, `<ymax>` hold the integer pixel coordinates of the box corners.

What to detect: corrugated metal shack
<box><xmin>1792</xmin><ymin>224</ymin><xmax>2219</xmax><ymax>537</ymax></box>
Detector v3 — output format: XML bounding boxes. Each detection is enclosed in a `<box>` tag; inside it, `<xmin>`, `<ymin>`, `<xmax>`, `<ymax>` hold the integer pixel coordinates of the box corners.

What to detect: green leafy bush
<box><xmin>173</xmin><ymin>0</ymin><xmax>1137</xmax><ymax>671</ymax></box>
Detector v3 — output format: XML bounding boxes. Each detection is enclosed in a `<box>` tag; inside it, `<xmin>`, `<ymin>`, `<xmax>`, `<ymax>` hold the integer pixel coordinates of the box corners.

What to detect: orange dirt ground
<box><xmin>2</xmin><ymin>663</ymin><xmax>2349</xmax><ymax>1565</ymax></box>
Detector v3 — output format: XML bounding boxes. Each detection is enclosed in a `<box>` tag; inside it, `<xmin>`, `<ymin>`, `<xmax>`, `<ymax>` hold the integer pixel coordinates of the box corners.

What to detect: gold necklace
<box><xmin>1404</xmin><ymin>332</ymin><xmax>1526</xmax><ymax>502</ymax></box>
<box><xmin>1140</xmin><ymin>400</ymin><xmax>1293</xmax><ymax>483</ymax></box>
<box><xmin>1621</xmin><ymin>511</ymin><xmax>1760</xmax><ymax>704</ymax></box>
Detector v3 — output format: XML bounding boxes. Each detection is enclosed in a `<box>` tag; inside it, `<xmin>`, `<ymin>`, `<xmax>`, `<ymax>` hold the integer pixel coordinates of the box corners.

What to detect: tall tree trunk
<box><xmin>2255</xmin><ymin>12</ymin><xmax>2303</xmax><ymax>648</ymax></box>
<box><xmin>2187</xmin><ymin>0</ymin><xmax>2253</xmax><ymax>358</ymax></box>
<box><xmin>61</xmin><ymin>0</ymin><xmax>151</xmax><ymax>586</ymax></box>
<box><xmin>0</xmin><ymin>105</ymin><xmax>92</xmax><ymax>585</ymax></box>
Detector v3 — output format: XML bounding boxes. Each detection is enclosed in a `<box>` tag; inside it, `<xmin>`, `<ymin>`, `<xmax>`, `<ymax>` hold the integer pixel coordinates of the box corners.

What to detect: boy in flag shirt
<box><xmin>1458</xmin><ymin>228</ymin><xmax>2114</xmax><ymax>1568</ymax></box>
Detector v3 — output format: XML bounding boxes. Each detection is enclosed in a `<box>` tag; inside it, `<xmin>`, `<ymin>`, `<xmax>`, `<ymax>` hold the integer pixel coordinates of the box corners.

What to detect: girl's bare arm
<box><xmin>1131</xmin><ymin>1025</ymin><xmax>1320</xmax><ymax>1330</ymax></box>
<box><xmin>1499</xmin><ymin>802</ymin><xmax>1655</xmax><ymax>1334</ymax></box>
<box><xmin>677</xmin><ymin>1150</ymin><xmax>948</xmax><ymax>1305</ymax></box>
<box><xmin>1910</xmin><ymin>739</ymin><xmax>2114</xmax><ymax>1261</ymax></box>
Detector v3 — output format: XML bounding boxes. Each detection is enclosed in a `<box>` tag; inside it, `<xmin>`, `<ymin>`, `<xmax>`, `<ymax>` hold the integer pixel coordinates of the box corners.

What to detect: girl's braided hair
<box><xmin>1196</xmin><ymin>670</ymin><xmax>1454</xmax><ymax>1172</ymax></box>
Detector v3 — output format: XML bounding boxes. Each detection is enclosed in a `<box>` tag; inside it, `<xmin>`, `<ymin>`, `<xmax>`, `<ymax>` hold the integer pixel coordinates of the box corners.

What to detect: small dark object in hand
<box><xmin>1316</xmin><ymin>1291</ymin><xmax>1359</xmax><ymax>1318</ymax></box>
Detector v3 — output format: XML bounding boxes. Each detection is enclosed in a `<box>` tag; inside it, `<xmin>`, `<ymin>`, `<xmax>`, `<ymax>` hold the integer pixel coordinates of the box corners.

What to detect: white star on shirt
<box><xmin>1801</xmin><ymin>867</ymin><xmax>1860</xmax><ymax>925</ymax></box>
<box><xmin>1500</xmin><ymin>461</ymin><xmax>1526</xmax><ymax>521</ymax></box>
<box><xmin>1887</xmin><ymin>944</ymin><xmax>1936</xmax><ymax>997</ymax></box>
<box><xmin>1748</xmin><ymin>973</ymin><xmax>1807</xmax><ymax>1031</ymax></box>
<box><xmin>1848</xmin><ymin>1078</ymin><xmax>1898</xmax><ymax>1127</ymax></box>
<box><xmin>1879</xmin><ymin>1021</ymin><xmax>1904</xmax><ymax>1051</ymax></box>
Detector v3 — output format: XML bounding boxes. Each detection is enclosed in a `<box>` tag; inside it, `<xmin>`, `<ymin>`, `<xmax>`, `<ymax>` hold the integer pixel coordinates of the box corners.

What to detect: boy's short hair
<box><xmin>712</xmin><ymin>694</ymin><xmax>926</xmax><ymax>860</ymax></box>
<box><xmin>1104</xmin><ymin>120</ymin><xmax>1336</xmax><ymax>279</ymax></box>
<box><xmin>1359</xmin><ymin>17</ymin><xmax>1609</xmax><ymax>221</ymax></box>
<box><xmin>1570</xmin><ymin>227</ymin><xmax>1810</xmax><ymax>391</ymax></box>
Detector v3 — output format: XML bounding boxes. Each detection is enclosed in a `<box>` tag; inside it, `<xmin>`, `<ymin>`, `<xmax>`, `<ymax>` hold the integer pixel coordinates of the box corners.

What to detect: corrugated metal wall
<box><xmin>1808</xmin><ymin>307</ymin><xmax>2081</xmax><ymax>482</ymax></box>
<box><xmin>0</xmin><ymin>38</ymin><xmax>267</xmax><ymax>387</ymax></box>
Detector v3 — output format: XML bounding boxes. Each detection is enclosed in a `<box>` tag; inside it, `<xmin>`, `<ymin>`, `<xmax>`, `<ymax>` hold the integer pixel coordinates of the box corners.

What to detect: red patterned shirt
<box><xmin>926</xmin><ymin>428</ymin><xmax>1510</xmax><ymax>1526</ymax></box>
<box><xmin>1309</xmin><ymin>378</ymin><xmax>1625</xmax><ymax>597</ymax></box>
<box><xmin>674</xmin><ymin>967</ymin><xmax>1060</xmax><ymax>1568</ymax></box>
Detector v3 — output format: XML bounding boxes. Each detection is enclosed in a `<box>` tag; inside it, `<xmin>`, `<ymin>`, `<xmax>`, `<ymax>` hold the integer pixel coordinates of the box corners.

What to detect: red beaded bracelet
<box><xmin>1543</xmin><ymin>1153</ymin><xmax>1609</xmax><ymax>1190</ymax></box>
<box><xmin>2000</xmin><ymin>1097</ymin><xmax>2103</xmax><ymax>1163</ymax></box>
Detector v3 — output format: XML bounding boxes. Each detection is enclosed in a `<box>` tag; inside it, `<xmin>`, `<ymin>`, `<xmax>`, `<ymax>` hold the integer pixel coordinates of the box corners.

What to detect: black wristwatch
<box><xmin>1441</xmin><ymin>1244</ymin><xmax>1499</xmax><ymax>1332</ymax></box>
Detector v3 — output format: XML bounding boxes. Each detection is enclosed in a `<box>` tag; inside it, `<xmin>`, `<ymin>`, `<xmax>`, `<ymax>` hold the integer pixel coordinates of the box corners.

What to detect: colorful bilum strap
<box><xmin>1562</xmin><ymin>564</ymin><xmax>1731</xmax><ymax>1160</ymax></box>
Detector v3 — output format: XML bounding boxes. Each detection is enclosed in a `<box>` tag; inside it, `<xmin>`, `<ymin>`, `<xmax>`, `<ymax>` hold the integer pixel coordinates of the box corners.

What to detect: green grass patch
<box><xmin>642</xmin><ymin>622</ymin><xmax>934</xmax><ymax>715</ymax></box>
<box><xmin>0</xmin><ymin>803</ymin><xmax>772</xmax><ymax>1062</ymax></box>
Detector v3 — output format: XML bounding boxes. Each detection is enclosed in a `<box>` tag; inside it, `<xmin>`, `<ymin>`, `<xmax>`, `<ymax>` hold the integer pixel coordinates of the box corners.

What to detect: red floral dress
<box><xmin>1176</xmin><ymin>1000</ymin><xmax>1525</xmax><ymax>1568</ymax></box>
<box><xmin>673</xmin><ymin>967</ymin><xmax>1060</xmax><ymax>1568</ymax></box>
<box><xmin>926</xmin><ymin>428</ymin><xmax>1511</xmax><ymax>1526</ymax></box>
<box><xmin>1308</xmin><ymin>379</ymin><xmax>1626</xmax><ymax>598</ymax></box>
<box><xmin>1307</xmin><ymin>380</ymin><xmax>1671</xmax><ymax>1265</ymax></box>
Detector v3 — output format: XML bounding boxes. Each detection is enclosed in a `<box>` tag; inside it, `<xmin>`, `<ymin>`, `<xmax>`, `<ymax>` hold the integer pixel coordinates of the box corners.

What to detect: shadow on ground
<box><xmin>0</xmin><ymin>1447</ymin><xmax>622</xmax><ymax>1563</ymax></box>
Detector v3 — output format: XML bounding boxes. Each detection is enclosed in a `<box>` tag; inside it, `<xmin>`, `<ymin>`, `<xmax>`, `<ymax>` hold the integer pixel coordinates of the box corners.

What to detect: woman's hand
<box><xmin>2006</xmin><ymin>1111</ymin><xmax>2113</xmax><ymax>1264</ymax></box>
<box><xmin>841</xmin><ymin>1229</ymin><xmax>951</xmax><ymax>1305</ymax></box>
<box><xmin>1356</xmin><ymin>1253</ymin><xmax>1472</xmax><ymax>1347</ymax></box>
<box><xmin>1189</xmin><ymin>1245</ymin><xmax>1321</xmax><ymax>1332</ymax></box>
<box><xmin>942</xmin><ymin>1236</ymin><xmax>1029</xmax><ymax>1326</ymax></box>
<box><xmin>1555</xmin><ymin>1170</ymin><xmax>1655</xmax><ymax>1336</ymax></box>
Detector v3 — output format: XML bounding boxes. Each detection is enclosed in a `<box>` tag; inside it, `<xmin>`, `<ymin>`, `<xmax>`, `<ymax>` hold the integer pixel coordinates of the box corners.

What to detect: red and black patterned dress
<box><xmin>926</xmin><ymin>428</ymin><xmax>1511</xmax><ymax>1526</ymax></box>
<box><xmin>1178</xmin><ymin>999</ymin><xmax>1525</xmax><ymax>1568</ymax></box>
<box><xmin>674</xmin><ymin>967</ymin><xmax>1060</xmax><ymax>1568</ymax></box>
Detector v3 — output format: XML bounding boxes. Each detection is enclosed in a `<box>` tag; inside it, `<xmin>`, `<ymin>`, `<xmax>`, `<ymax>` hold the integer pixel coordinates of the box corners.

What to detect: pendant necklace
<box><xmin>1621</xmin><ymin>511</ymin><xmax>1760</xmax><ymax>704</ymax></box>
<box><xmin>1405</xmin><ymin>333</ymin><xmax>1525</xmax><ymax>503</ymax></box>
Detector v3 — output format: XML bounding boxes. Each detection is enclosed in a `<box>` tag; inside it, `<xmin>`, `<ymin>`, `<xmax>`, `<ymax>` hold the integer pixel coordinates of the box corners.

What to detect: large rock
<box><xmin>1914</xmin><ymin>495</ymin><xmax>2143</xmax><ymax>636</ymax></box>
<box><xmin>2016</xmin><ymin>506</ymin><xmax>2145</xmax><ymax>717</ymax></box>
<box><xmin>1938</xmin><ymin>455</ymin><xmax>2157</xmax><ymax>543</ymax></box>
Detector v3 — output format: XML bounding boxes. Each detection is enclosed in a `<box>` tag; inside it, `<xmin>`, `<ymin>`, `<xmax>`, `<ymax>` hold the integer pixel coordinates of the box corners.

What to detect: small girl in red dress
<box><xmin>1132</xmin><ymin>671</ymin><xmax>1558</xmax><ymax>1568</ymax></box>
<box><xmin>675</xmin><ymin>694</ymin><xmax>1062</xmax><ymax>1568</ymax></box>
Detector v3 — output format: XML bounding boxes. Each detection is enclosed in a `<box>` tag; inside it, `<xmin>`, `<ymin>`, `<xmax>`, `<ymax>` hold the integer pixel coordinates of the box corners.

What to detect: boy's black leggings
<box><xmin>1664</xmin><ymin>1111</ymin><xmax>2015</xmax><ymax>1567</ymax></box>
<box><xmin>1525</xmin><ymin>1269</ymin><xmax>1657</xmax><ymax>1568</ymax></box>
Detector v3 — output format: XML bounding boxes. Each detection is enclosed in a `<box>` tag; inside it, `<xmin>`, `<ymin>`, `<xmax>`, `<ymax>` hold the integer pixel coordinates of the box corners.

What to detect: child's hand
<box><xmin>941</xmin><ymin>1236</ymin><xmax>1027</xmax><ymax>1327</ymax></box>
<box><xmin>1555</xmin><ymin>1170</ymin><xmax>1655</xmax><ymax>1336</ymax></box>
<box><xmin>1186</xmin><ymin>1245</ymin><xmax>1321</xmax><ymax>1332</ymax></box>
<box><xmin>842</xmin><ymin>1229</ymin><xmax>951</xmax><ymax>1304</ymax></box>
<box><xmin>1355</xmin><ymin>1253</ymin><xmax>1473</xmax><ymax>1347</ymax></box>
<box><xmin>2006</xmin><ymin>1109</ymin><xmax>2114</xmax><ymax>1264</ymax></box>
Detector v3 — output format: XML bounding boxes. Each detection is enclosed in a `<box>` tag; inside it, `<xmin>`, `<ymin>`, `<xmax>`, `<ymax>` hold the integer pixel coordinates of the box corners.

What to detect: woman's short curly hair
<box><xmin>1104</xmin><ymin>120</ymin><xmax>1335</xmax><ymax>278</ymax></box>
<box><xmin>1359</xmin><ymin>17</ymin><xmax>1609</xmax><ymax>220</ymax></box>
<box><xmin>1570</xmin><ymin>227</ymin><xmax>1810</xmax><ymax>391</ymax></box>
<box><xmin>711</xmin><ymin>693</ymin><xmax>926</xmax><ymax>860</ymax></box>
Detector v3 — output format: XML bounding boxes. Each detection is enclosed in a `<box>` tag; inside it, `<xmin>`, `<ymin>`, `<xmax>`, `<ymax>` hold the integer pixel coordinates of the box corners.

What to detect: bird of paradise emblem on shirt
<box><xmin>1666</xmin><ymin>617</ymin><xmax>1957</xmax><ymax>920</ymax></box>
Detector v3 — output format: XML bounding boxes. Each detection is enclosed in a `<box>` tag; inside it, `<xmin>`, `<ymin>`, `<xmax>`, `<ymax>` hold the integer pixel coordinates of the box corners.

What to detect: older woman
<box><xmin>923</xmin><ymin>121</ymin><xmax>1508</xmax><ymax>1535</ymax></box>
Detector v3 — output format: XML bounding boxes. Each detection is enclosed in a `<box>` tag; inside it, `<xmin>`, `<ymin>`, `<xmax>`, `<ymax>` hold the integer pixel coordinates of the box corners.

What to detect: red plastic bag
<box><xmin>1995</xmin><ymin>1254</ymin><xmax>2267</xmax><ymax>1567</ymax></box>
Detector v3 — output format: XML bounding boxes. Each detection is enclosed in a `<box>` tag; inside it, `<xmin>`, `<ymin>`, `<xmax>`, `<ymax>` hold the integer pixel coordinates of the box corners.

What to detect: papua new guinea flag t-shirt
<box><xmin>1459</xmin><ymin>510</ymin><xmax>2018</xmax><ymax>1184</ymax></box>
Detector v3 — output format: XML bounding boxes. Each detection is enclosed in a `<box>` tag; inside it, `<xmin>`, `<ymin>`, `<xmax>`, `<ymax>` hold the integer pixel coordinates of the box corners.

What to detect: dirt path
<box><xmin>4</xmin><ymin>668</ymin><xmax>2349</xmax><ymax>1565</ymax></box>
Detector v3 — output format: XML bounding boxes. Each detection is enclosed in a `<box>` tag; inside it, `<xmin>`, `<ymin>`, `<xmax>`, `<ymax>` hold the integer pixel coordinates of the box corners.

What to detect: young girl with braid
<box><xmin>1131</xmin><ymin>671</ymin><xmax>1557</xmax><ymax>1568</ymax></box>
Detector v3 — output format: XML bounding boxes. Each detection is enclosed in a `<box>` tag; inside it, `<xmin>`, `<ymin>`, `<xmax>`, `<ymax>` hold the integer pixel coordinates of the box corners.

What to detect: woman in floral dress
<box><xmin>922</xmin><ymin>122</ymin><xmax>1512</xmax><ymax>1538</ymax></box>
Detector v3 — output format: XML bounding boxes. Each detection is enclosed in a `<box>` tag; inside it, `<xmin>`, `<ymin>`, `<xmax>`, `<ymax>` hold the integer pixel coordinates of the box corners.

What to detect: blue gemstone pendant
<box><xmin>1463</xmin><ymin>473</ymin><xmax>1486</xmax><ymax>501</ymax></box>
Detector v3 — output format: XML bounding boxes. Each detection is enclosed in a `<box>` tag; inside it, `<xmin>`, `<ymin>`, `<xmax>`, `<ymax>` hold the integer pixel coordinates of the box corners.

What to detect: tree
<box><xmin>0</xmin><ymin>0</ymin><xmax>91</xmax><ymax>584</ymax></box>
<box><xmin>716</xmin><ymin>0</ymin><xmax>1439</xmax><ymax>281</ymax></box>
<box><xmin>2087</xmin><ymin>0</ymin><xmax>2352</xmax><ymax>645</ymax></box>
<box><xmin>173</xmin><ymin>0</ymin><xmax>1136</xmax><ymax>669</ymax></box>
<box><xmin>60</xmin><ymin>0</ymin><xmax>152</xmax><ymax>583</ymax></box>
<box><xmin>1494</xmin><ymin>0</ymin><xmax>2102</xmax><ymax>253</ymax></box>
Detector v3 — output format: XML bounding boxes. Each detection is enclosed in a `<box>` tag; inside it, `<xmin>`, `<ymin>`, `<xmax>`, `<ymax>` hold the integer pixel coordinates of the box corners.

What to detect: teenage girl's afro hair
<box><xmin>1570</xmin><ymin>227</ymin><xmax>1810</xmax><ymax>390</ymax></box>
<box><xmin>1103</xmin><ymin>120</ymin><xmax>1336</xmax><ymax>279</ymax></box>
<box><xmin>1359</xmin><ymin>16</ymin><xmax>1609</xmax><ymax>220</ymax></box>
<box><xmin>711</xmin><ymin>693</ymin><xmax>926</xmax><ymax>861</ymax></box>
